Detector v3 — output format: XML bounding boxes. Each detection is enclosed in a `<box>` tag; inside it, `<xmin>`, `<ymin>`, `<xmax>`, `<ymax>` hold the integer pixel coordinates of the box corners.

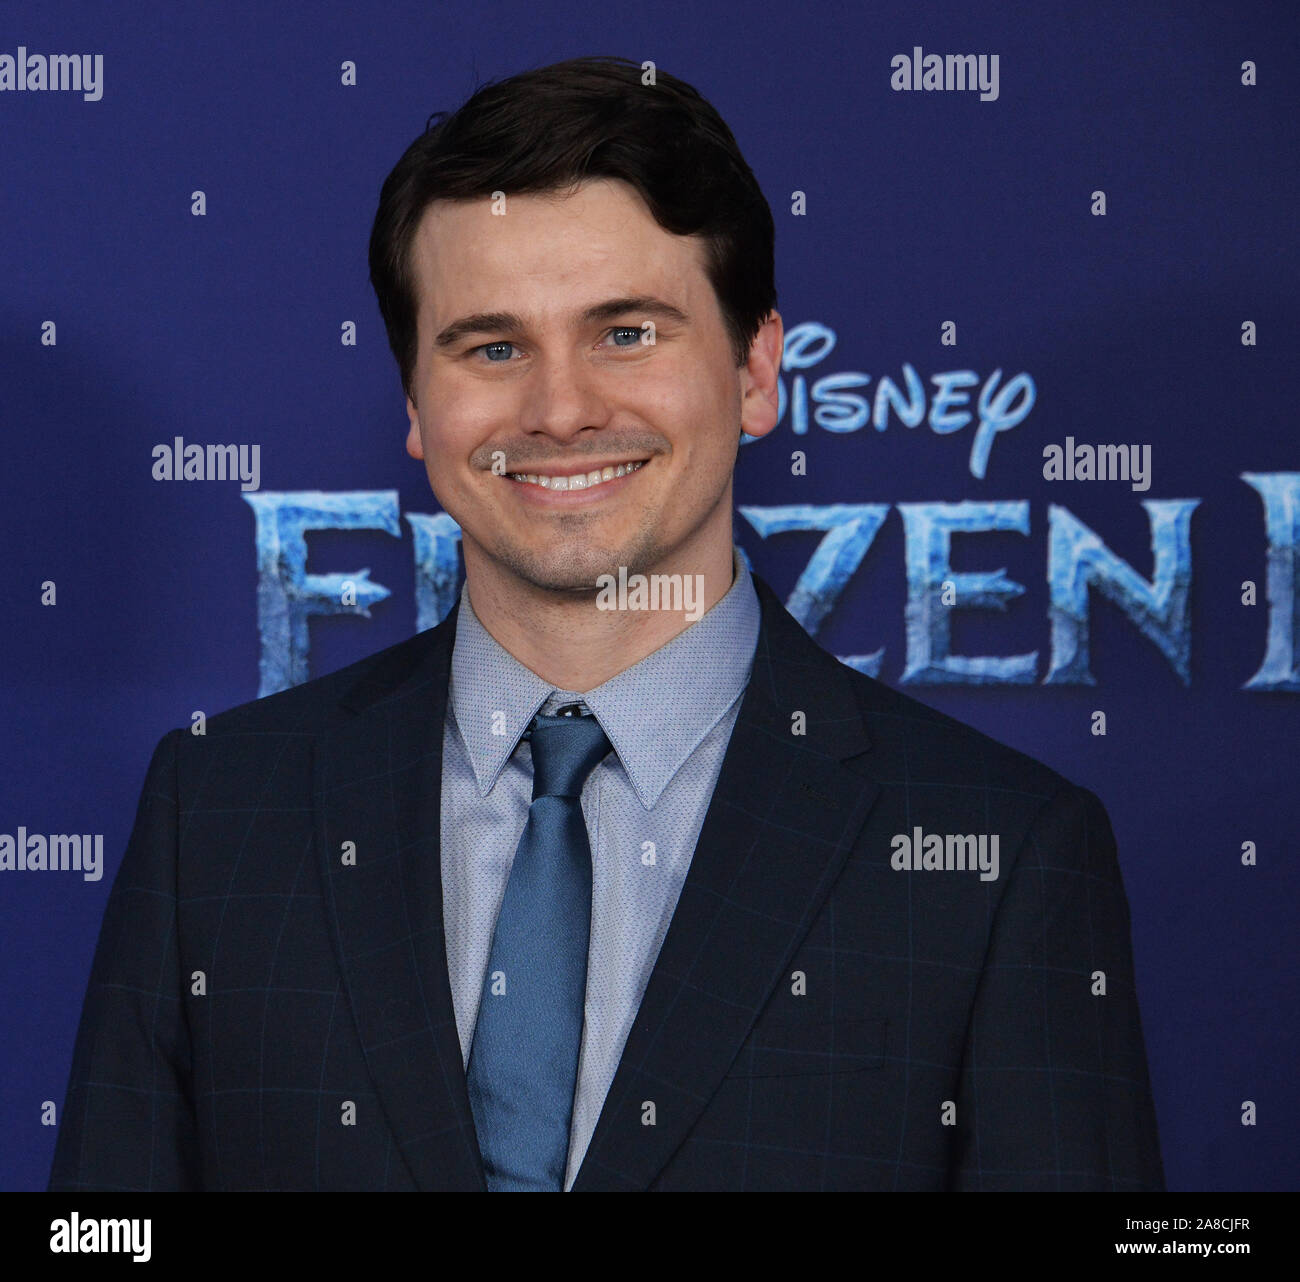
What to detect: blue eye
<box><xmin>471</xmin><ymin>327</ymin><xmax>645</xmax><ymax>361</ymax></box>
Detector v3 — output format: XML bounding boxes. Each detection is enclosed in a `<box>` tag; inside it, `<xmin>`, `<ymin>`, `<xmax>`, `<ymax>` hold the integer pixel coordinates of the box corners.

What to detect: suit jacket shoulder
<box><xmin>200</xmin><ymin>608</ymin><xmax>459</xmax><ymax>740</ymax></box>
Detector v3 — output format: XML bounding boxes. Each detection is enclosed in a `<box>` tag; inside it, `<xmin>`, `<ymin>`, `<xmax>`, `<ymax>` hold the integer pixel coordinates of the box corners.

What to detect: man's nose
<box><xmin>517</xmin><ymin>350</ymin><xmax>613</xmax><ymax>440</ymax></box>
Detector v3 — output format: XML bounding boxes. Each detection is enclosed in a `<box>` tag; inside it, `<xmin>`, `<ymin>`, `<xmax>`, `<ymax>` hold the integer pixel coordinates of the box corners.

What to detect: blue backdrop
<box><xmin>3</xmin><ymin>0</ymin><xmax>1296</xmax><ymax>1192</ymax></box>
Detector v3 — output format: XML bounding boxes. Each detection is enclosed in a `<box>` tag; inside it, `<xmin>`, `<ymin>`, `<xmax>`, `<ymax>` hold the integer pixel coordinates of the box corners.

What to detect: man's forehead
<box><xmin>408</xmin><ymin>180</ymin><xmax>707</xmax><ymax>332</ymax></box>
<box><xmin>414</xmin><ymin>176</ymin><xmax>654</xmax><ymax>240</ymax></box>
<box><xmin>409</xmin><ymin>180</ymin><xmax>708</xmax><ymax>311</ymax></box>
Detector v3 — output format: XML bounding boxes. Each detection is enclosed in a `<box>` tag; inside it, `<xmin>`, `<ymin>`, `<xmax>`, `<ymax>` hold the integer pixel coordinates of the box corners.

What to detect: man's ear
<box><xmin>405</xmin><ymin>394</ymin><xmax>425</xmax><ymax>460</ymax></box>
<box><xmin>738</xmin><ymin>310</ymin><xmax>783</xmax><ymax>443</ymax></box>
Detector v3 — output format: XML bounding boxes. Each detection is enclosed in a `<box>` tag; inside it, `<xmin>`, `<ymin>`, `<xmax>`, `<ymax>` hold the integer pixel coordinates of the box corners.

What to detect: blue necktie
<box><xmin>466</xmin><ymin>707</ymin><xmax>611</xmax><ymax>1191</ymax></box>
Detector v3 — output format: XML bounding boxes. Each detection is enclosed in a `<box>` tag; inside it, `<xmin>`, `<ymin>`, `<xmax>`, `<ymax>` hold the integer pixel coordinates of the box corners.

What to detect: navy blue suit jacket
<box><xmin>49</xmin><ymin>574</ymin><xmax>1163</xmax><ymax>1190</ymax></box>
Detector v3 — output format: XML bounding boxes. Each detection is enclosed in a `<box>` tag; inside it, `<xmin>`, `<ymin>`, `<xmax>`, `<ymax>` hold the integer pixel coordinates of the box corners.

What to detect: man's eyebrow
<box><xmin>434</xmin><ymin>311</ymin><xmax>527</xmax><ymax>349</ymax></box>
<box><xmin>432</xmin><ymin>296</ymin><xmax>690</xmax><ymax>349</ymax></box>
<box><xmin>581</xmin><ymin>296</ymin><xmax>690</xmax><ymax>327</ymax></box>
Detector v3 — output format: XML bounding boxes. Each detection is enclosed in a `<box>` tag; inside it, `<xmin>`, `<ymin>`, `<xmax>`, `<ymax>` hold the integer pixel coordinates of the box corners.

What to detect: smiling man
<box><xmin>399</xmin><ymin>176</ymin><xmax>776</xmax><ymax>689</ymax></box>
<box><xmin>50</xmin><ymin>55</ymin><xmax>1163</xmax><ymax>1192</ymax></box>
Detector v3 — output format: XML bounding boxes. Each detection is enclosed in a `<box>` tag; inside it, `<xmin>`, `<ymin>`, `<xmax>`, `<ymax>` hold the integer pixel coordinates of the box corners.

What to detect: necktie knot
<box><xmin>528</xmin><ymin>711</ymin><xmax>611</xmax><ymax>800</ymax></box>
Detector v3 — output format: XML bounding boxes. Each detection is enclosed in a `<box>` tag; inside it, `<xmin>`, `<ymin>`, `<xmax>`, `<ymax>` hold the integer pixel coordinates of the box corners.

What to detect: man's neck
<box><xmin>463</xmin><ymin>543</ymin><xmax>738</xmax><ymax>692</ymax></box>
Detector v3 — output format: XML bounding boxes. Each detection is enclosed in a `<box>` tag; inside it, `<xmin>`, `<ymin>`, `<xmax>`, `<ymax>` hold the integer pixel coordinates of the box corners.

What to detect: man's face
<box><xmin>402</xmin><ymin>177</ymin><xmax>780</xmax><ymax>597</ymax></box>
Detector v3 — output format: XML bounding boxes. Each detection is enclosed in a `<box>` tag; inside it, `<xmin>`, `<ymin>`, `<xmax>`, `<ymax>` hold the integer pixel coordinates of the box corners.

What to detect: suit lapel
<box><xmin>314</xmin><ymin>602</ymin><xmax>487</xmax><ymax>1191</ymax></box>
<box><xmin>313</xmin><ymin>571</ymin><xmax>880</xmax><ymax>1193</ymax></box>
<box><xmin>572</xmin><ymin>574</ymin><xmax>881</xmax><ymax>1191</ymax></box>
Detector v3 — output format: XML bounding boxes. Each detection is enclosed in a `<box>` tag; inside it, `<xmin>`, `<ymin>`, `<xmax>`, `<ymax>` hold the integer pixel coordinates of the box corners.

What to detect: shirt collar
<box><xmin>448</xmin><ymin>547</ymin><xmax>760</xmax><ymax>808</ymax></box>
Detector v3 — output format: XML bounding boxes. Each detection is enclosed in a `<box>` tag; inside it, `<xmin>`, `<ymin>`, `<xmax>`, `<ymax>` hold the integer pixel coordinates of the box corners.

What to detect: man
<box><xmin>50</xmin><ymin>56</ymin><xmax>1163</xmax><ymax>1191</ymax></box>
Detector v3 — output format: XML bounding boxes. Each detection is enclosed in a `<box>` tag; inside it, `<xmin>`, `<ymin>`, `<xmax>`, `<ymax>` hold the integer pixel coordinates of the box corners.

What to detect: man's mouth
<box><xmin>505</xmin><ymin>459</ymin><xmax>648</xmax><ymax>492</ymax></box>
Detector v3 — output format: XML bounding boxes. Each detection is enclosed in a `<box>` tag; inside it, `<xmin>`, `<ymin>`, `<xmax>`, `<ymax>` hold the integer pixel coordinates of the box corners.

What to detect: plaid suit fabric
<box><xmin>49</xmin><ymin>574</ymin><xmax>1163</xmax><ymax>1191</ymax></box>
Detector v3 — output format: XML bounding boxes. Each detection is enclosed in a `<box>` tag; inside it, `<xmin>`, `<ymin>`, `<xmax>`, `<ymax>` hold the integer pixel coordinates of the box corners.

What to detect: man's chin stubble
<box><xmin>488</xmin><ymin>529</ymin><xmax>665</xmax><ymax>599</ymax></box>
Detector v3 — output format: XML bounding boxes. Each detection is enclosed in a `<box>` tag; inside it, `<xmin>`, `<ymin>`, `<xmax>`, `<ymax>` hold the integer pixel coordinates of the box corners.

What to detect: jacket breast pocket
<box><xmin>724</xmin><ymin>1016</ymin><xmax>888</xmax><ymax>1078</ymax></box>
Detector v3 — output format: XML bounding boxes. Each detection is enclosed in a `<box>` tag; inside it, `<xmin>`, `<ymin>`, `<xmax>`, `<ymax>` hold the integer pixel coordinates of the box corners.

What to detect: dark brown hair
<box><xmin>368</xmin><ymin>55</ymin><xmax>776</xmax><ymax>400</ymax></box>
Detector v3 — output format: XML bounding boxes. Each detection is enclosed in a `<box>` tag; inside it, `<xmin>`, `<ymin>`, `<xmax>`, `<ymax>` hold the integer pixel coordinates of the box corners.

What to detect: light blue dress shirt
<box><xmin>440</xmin><ymin>546</ymin><xmax>760</xmax><ymax>1190</ymax></box>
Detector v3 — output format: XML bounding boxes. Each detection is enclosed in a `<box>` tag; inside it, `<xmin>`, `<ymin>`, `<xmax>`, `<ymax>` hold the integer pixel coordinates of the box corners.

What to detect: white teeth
<box><xmin>507</xmin><ymin>460</ymin><xmax>645</xmax><ymax>490</ymax></box>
